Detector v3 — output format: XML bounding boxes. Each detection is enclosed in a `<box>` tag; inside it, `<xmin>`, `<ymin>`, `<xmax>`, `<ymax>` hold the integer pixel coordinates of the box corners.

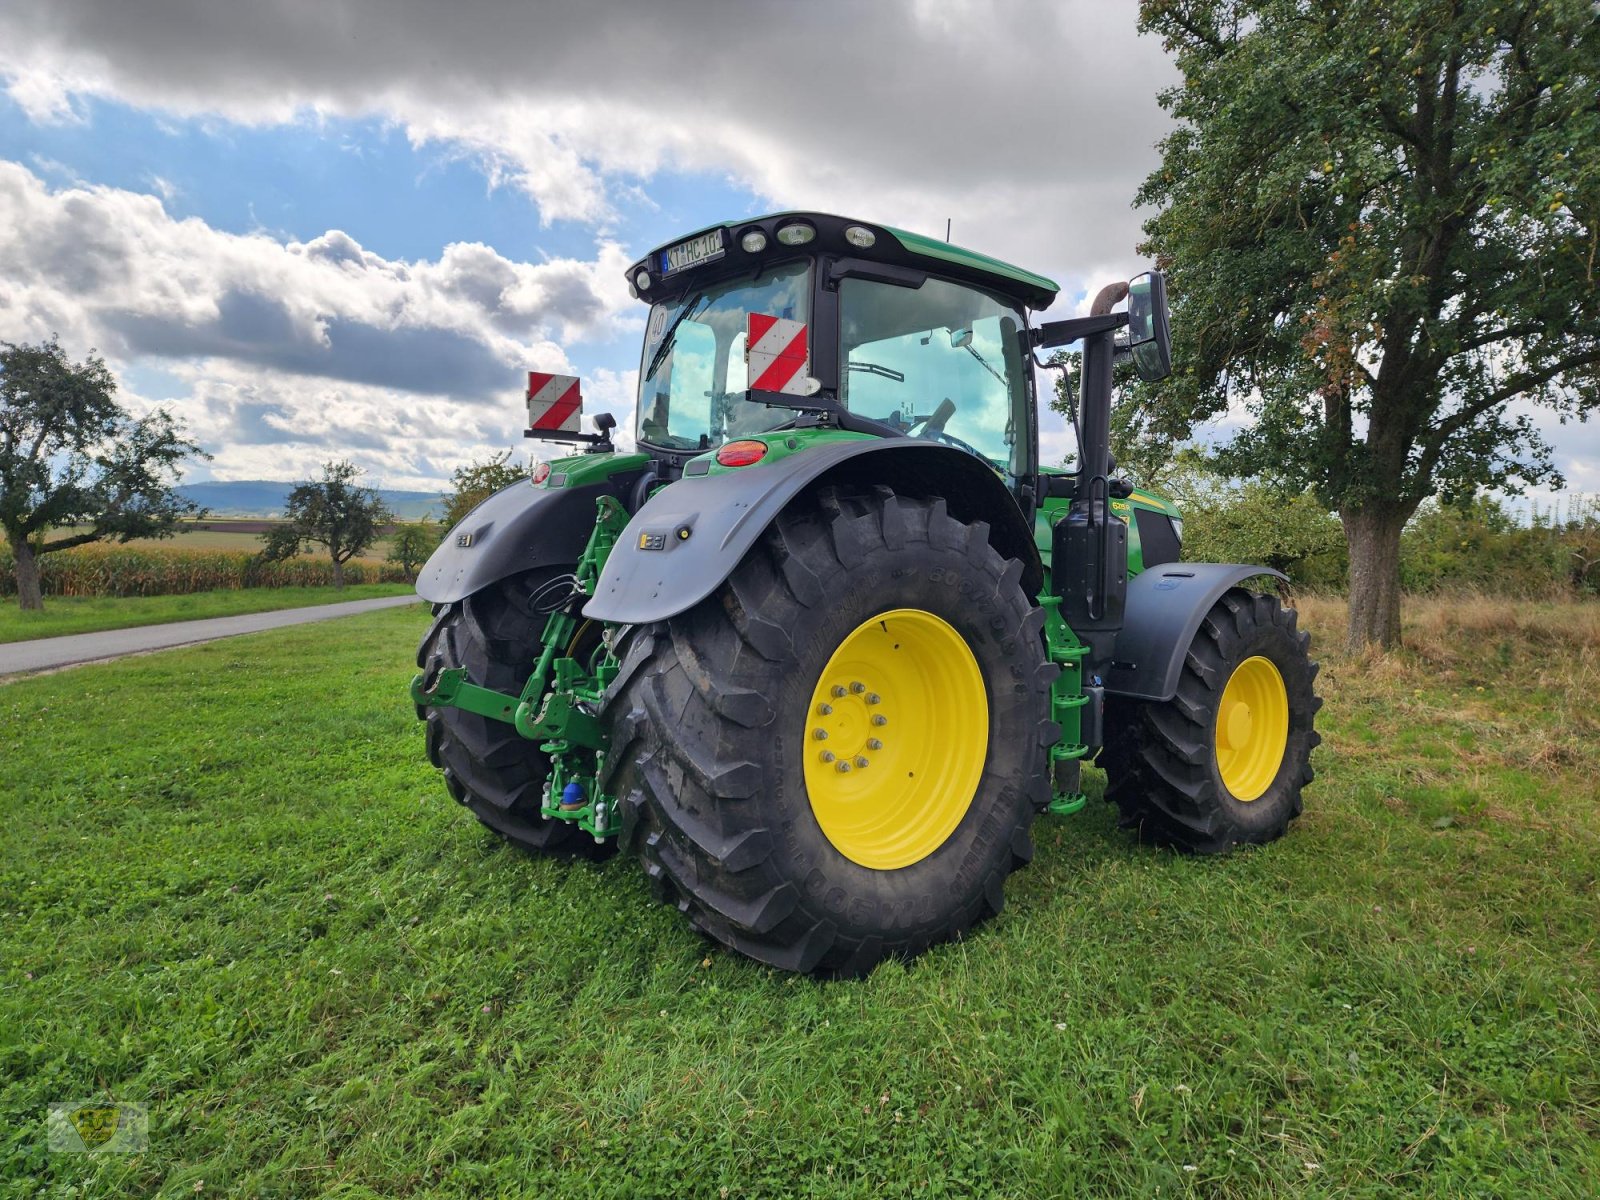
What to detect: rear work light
<box><xmin>715</xmin><ymin>440</ymin><xmax>769</xmax><ymax>468</ymax></box>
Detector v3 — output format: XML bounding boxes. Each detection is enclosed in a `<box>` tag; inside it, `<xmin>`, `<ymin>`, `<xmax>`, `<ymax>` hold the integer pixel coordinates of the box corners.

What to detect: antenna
<box><xmin>945</xmin><ymin>218</ymin><xmax>952</xmax><ymax>242</ymax></box>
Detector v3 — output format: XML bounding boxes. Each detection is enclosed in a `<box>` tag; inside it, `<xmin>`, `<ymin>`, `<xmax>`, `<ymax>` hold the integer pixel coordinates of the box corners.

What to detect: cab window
<box><xmin>838</xmin><ymin>276</ymin><xmax>1030</xmax><ymax>478</ymax></box>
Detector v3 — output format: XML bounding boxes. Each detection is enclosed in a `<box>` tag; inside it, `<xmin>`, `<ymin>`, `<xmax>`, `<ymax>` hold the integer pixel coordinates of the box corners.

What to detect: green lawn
<box><xmin>2</xmin><ymin>601</ymin><xmax>1596</xmax><ymax>1197</ymax></box>
<box><xmin>0</xmin><ymin>584</ymin><xmax>416</xmax><ymax>644</ymax></box>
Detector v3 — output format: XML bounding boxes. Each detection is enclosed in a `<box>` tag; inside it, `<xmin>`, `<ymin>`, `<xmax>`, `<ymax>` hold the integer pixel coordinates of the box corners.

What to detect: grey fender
<box><xmin>1102</xmin><ymin>563</ymin><xmax>1289</xmax><ymax>702</ymax></box>
<box><xmin>416</xmin><ymin>478</ymin><xmax>624</xmax><ymax>605</ymax></box>
<box><xmin>582</xmin><ymin>439</ymin><xmax>1041</xmax><ymax>625</ymax></box>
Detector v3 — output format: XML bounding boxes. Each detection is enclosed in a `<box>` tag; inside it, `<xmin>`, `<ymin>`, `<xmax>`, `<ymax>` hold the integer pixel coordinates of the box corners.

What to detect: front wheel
<box><xmin>1111</xmin><ymin>589</ymin><xmax>1321</xmax><ymax>853</ymax></box>
<box><xmin>600</xmin><ymin>486</ymin><xmax>1058</xmax><ymax>976</ymax></box>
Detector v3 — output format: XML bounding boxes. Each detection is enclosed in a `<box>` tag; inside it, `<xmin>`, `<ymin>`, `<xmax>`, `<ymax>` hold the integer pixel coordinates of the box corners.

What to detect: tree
<box><xmin>1</xmin><ymin>337</ymin><xmax>206</xmax><ymax>611</ymax></box>
<box><xmin>386</xmin><ymin>522</ymin><xmax>442</xmax><ymax>583</ymax></box>
<box><xmin>1136</xmin><ymin>0</ymin><xmax>1600</xmax><ymax>648</ymax></box>
<box><xmin>259</xmin><ymin>461</ymin><xmax>393</xmax><ymax>588</ymax></box>
<box><xmin>440</xmin><ymin>450</ymin><xmax>527</xmax><ymax>530</ymax></box>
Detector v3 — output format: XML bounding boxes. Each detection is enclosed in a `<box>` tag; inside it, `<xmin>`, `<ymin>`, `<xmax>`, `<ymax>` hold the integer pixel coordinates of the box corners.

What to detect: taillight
<box><xmin>715</xmin><ymin>440</ymin><xmax>769</xmax><ymax>468</ymax></box>
<box><xmin>530</xmin><ymin>461</ymin><xmax>551</xmax><ymax>484</ymax></box>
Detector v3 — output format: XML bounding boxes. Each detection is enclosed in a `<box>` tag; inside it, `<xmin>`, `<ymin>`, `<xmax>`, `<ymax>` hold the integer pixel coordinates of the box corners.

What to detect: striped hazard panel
<box><xmin>526</xmin><ymin>372</ymin><xmax>582</xmax><ymax>433</ymax></box>
<box><xmin>745</xmin><ymin>314</ymin><xmax>810</xmax><ymax>395</ymax></box>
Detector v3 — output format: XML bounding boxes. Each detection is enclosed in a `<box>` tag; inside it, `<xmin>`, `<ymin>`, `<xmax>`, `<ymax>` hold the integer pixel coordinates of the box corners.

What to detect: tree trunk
<box><xmin>331</xmin><ymin>555</ymin><xmax>345</xmax><ymax>589</ymax></box>
<box><xmin>11</xmin><ymin>537</ymin><xmax>44</xmax><ymax>611</ymax></box>
<box><xmin>1341</xmin><ymin>506</ymin><xmax>1405</xmax><ymax>650</ymax></box>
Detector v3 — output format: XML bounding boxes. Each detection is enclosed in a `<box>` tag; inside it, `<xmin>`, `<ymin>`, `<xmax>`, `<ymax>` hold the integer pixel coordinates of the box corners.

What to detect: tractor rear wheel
<box><xmin>600</xmin><ymin>486</ymin><xmax>1057</xmax><ymax>976</ymax></box>
<box><xmin>1111</xmin><ymin>588</ymin><xmax>1320</xmax><ymax>853</ymax></box>
<box><xmin>416</xmin><ymin>568</ymin><xmax>603</xmax><ymax>856</ymax></box>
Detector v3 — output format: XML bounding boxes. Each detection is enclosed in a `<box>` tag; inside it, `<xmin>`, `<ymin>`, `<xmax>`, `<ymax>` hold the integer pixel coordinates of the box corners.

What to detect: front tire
<box><xmin>1111</xmin><ymin>588</ymin><xmax>1320</xmax><ymax>853</ymax></box>
<box><xmin>600</xmin><ymin>486</ymin><xmax>1058</xmax><ymax>976</ymax></box>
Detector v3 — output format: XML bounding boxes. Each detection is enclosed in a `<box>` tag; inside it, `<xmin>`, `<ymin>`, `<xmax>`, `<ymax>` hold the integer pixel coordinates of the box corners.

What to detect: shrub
<box><xmin>1176</xmin><ymin>480</ymin><xmax>1348</xmax><ymax>591</ymax></box>
<box><xmin>1399</xmin><ymin>498</ymin><xmax>1570</xmax><ymax>597</ymax></box>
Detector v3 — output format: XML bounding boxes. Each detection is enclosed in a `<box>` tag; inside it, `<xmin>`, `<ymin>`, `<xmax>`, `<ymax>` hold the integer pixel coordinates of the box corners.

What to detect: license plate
<box><xmin>660</xmin><ymin>229</ymin><xmax>725</xmax><ymax>275</ymax></box>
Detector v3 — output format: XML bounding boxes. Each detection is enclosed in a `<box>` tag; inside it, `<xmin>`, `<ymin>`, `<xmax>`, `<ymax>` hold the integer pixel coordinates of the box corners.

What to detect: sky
<box><xmin>0</xmin><ymin>0</ymin><xmax>1592</xmax><ymax>508</ymax></box>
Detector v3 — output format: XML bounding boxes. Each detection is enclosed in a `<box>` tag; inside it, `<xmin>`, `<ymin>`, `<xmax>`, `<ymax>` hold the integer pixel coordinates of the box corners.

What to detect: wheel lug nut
<box><xmin>855</xmin><ymin>756</ymin><xmax>869</xmax><ymax>769</ymax></box>
<box><xmin>867</xmin><ymin>738</ymin><xmax>883</xmax><ymax>750</ymax></box>
<box><xmin>836</xmin><ymin>761</ymin><xmax>852</xmax><ymax>773</ymax></box>
<box><xmin>820</xmin><ymin>750</ymin><xmax>835</xmax><ymax>763</ymax></box>
<box><xmin>871</xmin><ymin>714</ymin><xmax>888</xmax><ymax>727</ymax></box>
<box><xmin>849</xmin><ymin>681</ymin><xmax>865</xmax><ymax>694</ymax></box>
<box><xmin>816</xmin><ymin>702</ymin><xmax>833</xmax><ymax>716</ymax></box>
<box><xmin>866</xmin><ymin>693</ymin><xmax>880</xmax><ymax>705</ymax></box>
<box><xmin>831</xmin><ymin>685</ymin><xmax>848</xmax><ymax>698</ymax></box>
<box><xmin>812</xmin><ymin>728</ymin><xmax>828</xmax><ymax>740</ymax></box>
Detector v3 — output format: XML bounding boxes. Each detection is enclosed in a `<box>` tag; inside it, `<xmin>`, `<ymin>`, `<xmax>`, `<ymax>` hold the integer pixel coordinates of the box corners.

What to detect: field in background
<box><xmin>0</xmin><ymin>533</ymin><xmax>416</xmax><ymax>600</ymax></box>
<box><xmin>2</xmin><ymin>596</ymin><xmax>1595</xmax><ymax>1195</ymax></box>
<box><xmin>38</xmin><ymin>518</ymin><xmax>412</xmax><ymax>563</ymax></box>
<box><xmin>0</xmin><ymin>583</ymin><xmax>415</xmax><ymax>644</ymax></box>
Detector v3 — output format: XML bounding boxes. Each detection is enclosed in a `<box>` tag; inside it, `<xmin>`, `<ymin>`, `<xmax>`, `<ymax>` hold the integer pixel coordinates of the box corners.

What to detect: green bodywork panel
<box><xmin>682</xmin><ymin>428</ymin><xmax>873</xmax><ymax>478</ymax></box>
<box><xmin>534</xmin><ymin>451</ymin><xmax>651</xmax><ymax>490</ymax></box>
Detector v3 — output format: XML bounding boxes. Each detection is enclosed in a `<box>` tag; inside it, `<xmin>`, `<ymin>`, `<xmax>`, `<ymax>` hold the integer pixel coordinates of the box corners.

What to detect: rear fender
<box><xmin>416</xmin><ymin>469</ymin><xmax>646</xmax><ymax>604</ymax></box>
<box><xmin>1103</xmin><ymin>563</ymin><xmax>1289</xmax><ymax>702</ymax></box>
<box><xmin>583</xmin><ymin>439</ymin><xmax>1041</xmax><ymax>625</ymax></box>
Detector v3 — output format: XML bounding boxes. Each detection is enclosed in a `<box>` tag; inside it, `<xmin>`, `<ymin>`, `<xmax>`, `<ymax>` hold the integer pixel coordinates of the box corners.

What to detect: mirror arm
<box><xmin>1031</xmin><ymin>312</ymin><xmax>1125</xmax><ymax>349</ymax></box>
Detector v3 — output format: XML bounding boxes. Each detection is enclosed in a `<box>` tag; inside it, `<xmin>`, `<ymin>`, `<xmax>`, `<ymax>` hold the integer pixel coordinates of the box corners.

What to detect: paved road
<box><xmin>0</xmin><ymin>594</ymin><xmax>423</xmax><ymax>676</ymax></box>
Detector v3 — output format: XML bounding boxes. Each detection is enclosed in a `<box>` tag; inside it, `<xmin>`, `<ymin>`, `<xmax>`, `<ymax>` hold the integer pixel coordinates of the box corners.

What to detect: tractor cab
<box><xmin>625</xmin><ymin>213</ymin><xmax>1054</xmax><ymax>502</ymax></box>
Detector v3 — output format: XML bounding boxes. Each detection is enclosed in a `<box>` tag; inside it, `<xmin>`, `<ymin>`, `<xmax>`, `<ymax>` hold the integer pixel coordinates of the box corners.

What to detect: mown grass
<box><xmin>2</xmin><ymin>599</ymin><xmax>1596</xmax><ymax>1197</ymax></box>
<box><xmin>0</xmin><ymin>585</ymin><xmax>416</xmax><ymax>645</ymax></box>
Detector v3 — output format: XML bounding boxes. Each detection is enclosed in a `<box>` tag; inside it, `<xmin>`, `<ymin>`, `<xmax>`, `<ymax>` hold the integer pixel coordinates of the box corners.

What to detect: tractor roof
<box><xmin>627</xmin><ymin>211</ymin><xmax>1059</xmax><ymax>312</ymax></box>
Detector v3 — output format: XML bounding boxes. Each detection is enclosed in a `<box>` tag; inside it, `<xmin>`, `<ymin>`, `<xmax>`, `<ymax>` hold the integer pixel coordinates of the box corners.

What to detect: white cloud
<box><xmin>0</xmin><ymin>0</ymin><xmax>1178</xmax><ymax>275</ymax></box>
<box><xmin>0</xmin><ymin>161</ymin><xmax>634</xmax><ymax>486</ymax></box>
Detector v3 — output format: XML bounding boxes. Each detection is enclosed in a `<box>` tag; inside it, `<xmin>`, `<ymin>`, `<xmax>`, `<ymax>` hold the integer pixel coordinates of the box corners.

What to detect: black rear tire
<box><xmin>416</xmin><ymin>568</ymin><xmax>605</xmax><ymax>856</ymax></box>
<box><xmin>599</xmin><ymin>485</ymin><xmax>1058</xmax><ymax>976</ymax></box>
<box><xmin>1111</xmin><ymin>588</ymin><xmax>1320</xmax><ymax>853</ymax></box>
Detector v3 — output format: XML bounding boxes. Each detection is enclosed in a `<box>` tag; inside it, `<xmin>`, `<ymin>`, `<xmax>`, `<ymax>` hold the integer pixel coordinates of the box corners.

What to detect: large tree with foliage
<box><xmin>1136</xmin><ymin>0</ymin><xmax>1599</xmax><ymax>648</ymax></box>
<box><xmin>1</xmin><ymin>338</ymin><xmax>205</xmax><ymax>611</ymax></box>
<box><xmin>440</xmin><ymin>450</ymin><xmax>527</xmax><ymax>530</ymax></box>
<box><xmin>259</xmin><ymin>461</ymin><xmax>393</xmax><ymax>589</ymax></box>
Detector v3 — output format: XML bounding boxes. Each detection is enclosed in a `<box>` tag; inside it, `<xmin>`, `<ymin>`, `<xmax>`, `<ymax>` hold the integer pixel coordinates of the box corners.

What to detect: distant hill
<box><xmin>177</xmin><ymin>480</ymin><xmax>442</xmax><ymax>521</ymax></box>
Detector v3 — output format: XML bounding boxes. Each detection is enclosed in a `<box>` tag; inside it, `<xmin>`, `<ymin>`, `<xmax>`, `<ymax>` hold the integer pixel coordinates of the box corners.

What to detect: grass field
<box><xmin>2</xmin><ymin>598</ymin><xmax>1596</xmax><ymax>1197</ymax></box>
<box><xmin>0</xmin><ymin>584</ymin><xmax>416</xmax><ymax>644</ymax></box>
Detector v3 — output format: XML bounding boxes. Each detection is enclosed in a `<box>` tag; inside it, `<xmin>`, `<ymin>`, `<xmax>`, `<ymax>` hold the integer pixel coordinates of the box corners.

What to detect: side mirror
<box><xmin>949</xmin><ymin>328</ymin><xmax>973</xmax><ymax>349</ymax></box>
<box><xmin>1126</xmin><ymin>271</ymin><xmax>1171</xmax><ymax>382</ymax></box>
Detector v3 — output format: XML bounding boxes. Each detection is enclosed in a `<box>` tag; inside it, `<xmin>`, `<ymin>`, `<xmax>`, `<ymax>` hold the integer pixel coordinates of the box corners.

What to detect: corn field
<box><xmin>0</xmin><ymin>544</ymin><xmax>410</xmax><ymax>598</ymax></box>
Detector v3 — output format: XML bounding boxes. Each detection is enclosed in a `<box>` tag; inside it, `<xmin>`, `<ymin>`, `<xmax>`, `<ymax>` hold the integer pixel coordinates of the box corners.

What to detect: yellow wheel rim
<box><xmin>1215</xmin><ymin>655</ymin><xmax>1289</xmax><ymax>801</ymax></box>
<box><xmin>802</xmin><ymin>609</ymin><xmax>988</xmax><ymax>870</ymax></box>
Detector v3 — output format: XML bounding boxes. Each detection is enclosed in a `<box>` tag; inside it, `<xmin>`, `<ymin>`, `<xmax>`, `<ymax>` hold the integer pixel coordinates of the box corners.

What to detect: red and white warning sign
<box><xmin>745</xmin><ymin>314</ymin><xmax>810</xmax><ymax>395</ymax></box>
<box><xmin>526</xmin><ymin>372</ymin><xmax>582</xmax><ymax>434</ymax></box>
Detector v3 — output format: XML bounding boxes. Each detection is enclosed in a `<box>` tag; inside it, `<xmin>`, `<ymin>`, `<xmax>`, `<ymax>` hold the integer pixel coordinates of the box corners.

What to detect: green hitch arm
<box><xmin>513</xmin><ymin>493</ymin><xmax>629</xmax><ymax>742</ymax></box>
<box><xmin>409</xmin><ymin>668</ymin><xmax>521</xmax><ymax>723</ymax></box>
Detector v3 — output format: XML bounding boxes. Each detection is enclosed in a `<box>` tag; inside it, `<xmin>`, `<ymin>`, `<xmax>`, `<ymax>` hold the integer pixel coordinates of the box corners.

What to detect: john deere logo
<box><xmin>48</xmin><ymin>1099</ymin><xmax>148</xmax><ymax>1154</ymax></box>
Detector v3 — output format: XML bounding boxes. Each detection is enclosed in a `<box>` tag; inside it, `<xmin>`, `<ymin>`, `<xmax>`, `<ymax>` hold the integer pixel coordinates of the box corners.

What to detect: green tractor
<box><xmin>411</xmin><ymin>212</ymin><xmax>1321</xmax><ymax>976</ymax></box>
